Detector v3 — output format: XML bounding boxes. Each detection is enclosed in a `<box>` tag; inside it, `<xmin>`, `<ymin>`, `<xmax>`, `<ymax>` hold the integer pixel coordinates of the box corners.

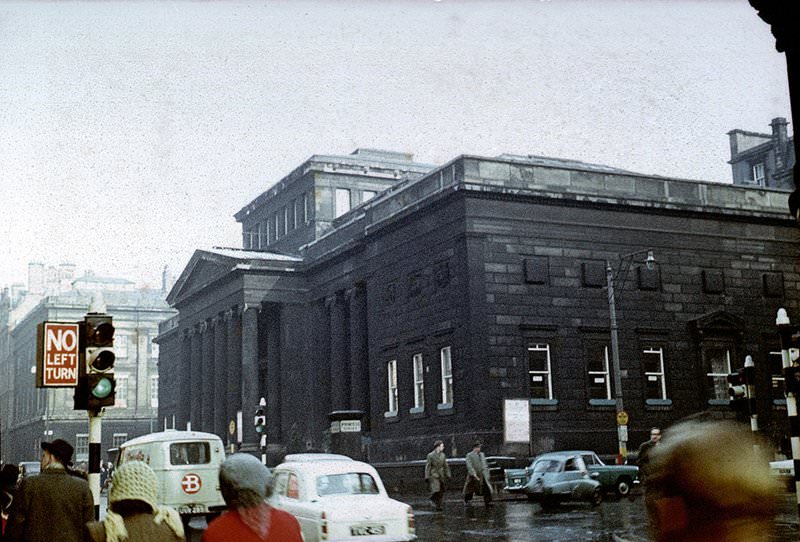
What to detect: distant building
<box><xmin>157</xmin><ymin>149</ymin><xmax>799</xmax><ymax>464</ymax></box>
<box><xmin>0</xmin><ymin>266</ymin><xmax>176</xmax><ymax>463</ymax></box>
<box><xmin>728</xmin><ymin>117</ymin><xmax>795</xmax><ymax>189</ymax></box>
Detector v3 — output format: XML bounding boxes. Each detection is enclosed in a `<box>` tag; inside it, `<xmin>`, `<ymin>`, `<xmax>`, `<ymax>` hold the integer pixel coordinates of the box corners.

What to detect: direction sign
<box><xmin>36</xmin><ymin>322</ymin><xmax>81</xmax><ymax>388</ymax></box>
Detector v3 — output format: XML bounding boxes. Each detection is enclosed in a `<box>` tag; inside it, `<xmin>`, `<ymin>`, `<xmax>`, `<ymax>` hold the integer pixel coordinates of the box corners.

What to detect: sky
<box><xmin>0</xmin><ymin>0</ymin><xmax>792</xmax><ymax>290</ymax></box>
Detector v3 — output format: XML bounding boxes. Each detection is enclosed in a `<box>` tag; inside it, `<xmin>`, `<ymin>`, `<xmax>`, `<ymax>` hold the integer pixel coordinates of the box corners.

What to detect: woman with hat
<box><xmin>86</xmin><ymin>460</ymin><xmax>184</xmax><ymax>542</ymax></box>
<box><xmin>203</xmin><ymin>453</ymin><xmax>301</xmax><ymax>542</ymax></box>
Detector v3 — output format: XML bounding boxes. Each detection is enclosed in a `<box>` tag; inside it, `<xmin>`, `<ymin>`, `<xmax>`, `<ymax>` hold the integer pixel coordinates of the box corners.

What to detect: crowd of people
<box><xmin>0</xmin><ymin>417</ymin><xmax>784</xmax><ymax>542</ymax></box>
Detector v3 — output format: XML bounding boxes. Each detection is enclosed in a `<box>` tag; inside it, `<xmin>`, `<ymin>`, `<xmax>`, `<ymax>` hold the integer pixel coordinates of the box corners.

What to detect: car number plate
<box><xmin>350</xmin><ymin>524</ymin><xmax>386</xmax><ymax>536</ymax></box>
<box><xmin>177</xmin><ymin>504</ymin><xmax>207</xmax><ymax>515</ymax></box>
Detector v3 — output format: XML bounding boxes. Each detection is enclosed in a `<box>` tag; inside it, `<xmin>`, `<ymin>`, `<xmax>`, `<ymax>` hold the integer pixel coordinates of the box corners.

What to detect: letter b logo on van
<box><xmin>181</xmin><ymin>473</ymin><xmax>202</xmax><ymax>494</ymax></box>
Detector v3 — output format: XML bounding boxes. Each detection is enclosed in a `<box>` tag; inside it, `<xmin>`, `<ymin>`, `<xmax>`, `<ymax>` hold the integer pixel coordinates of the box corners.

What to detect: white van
<box><xmin>116</xmin><ymin>430</ymin><xmax>226</xmax><ymax>520</ymax></box>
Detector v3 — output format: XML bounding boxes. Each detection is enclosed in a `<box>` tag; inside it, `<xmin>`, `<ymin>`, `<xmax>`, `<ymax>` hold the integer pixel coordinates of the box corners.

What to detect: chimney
<box><xmin>28</xmin><ymin>262</ymin><xmax>44</xmax><ymax>295</ymax></box>
<box><xmin>771</xmin><ymin>117</ymin><xmax>789</xmax><ymax>148</ymax></box>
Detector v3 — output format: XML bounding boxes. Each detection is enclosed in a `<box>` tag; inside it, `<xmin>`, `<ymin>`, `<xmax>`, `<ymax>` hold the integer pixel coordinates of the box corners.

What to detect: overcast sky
<box><xmin>0</xmin><ymin>0</ymin><xmax>792</xmax><ymax>290</ymax></box>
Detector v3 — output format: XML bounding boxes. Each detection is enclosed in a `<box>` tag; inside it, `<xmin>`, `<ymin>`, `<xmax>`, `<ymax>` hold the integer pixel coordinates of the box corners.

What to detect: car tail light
<box><xmin>321</xmin><ymin>510</ymin><xmax>328</xmax><ymax>540</ymax></box>
<box><xmin>407</xmin><ymin>506</ymin><xmax>415</xmax><ymax>535</ymax></box>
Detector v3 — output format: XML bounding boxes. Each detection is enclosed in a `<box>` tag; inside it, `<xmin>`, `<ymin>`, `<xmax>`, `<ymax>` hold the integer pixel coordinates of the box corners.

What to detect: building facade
<box><xmin>157</xmin><ymin>149</ymin><xmax>799</xmax><ymax>463</ymax></box>
<box><xmin>728</xmin><ymin>117</ymin><xmax>795</xmax><ymax>190</ymax></box>
<box><xmin>1</xmin><ymin>268</ymin><xmax>176</xmax><ymax>464</ymax></box>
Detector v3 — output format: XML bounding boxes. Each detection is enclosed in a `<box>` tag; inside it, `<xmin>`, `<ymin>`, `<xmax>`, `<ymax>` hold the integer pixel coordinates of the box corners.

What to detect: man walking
<box><xmin>424</xmin><ymin>440</ymin><xmax>451</xmax><ymax>511</ymax></box>
<box><xmin>637</xmin><ymin>427</ymin><xmax>661</xmax><ymax>481</ymax></box>
<box><xmin>462</xmin><ymin>441</ymin><xmax>493</xmax><ymax>507</ymax></box>
<box><xmin>4</xmin><ymin>439</ymin><xmax>94</xmax><ymax>542</ymax></box>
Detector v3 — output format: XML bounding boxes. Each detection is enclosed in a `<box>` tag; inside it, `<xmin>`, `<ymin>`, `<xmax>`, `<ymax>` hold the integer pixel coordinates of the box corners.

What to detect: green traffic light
<box><xmin>91</xmin><ymin>377</ymin><xmax>114</xmax><ymax>399</ymax></box>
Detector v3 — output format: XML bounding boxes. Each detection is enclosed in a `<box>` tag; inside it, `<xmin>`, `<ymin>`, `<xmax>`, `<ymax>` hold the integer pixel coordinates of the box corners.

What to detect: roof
<box><xmin>206</xmin><ymin>246</ymin><xmax>303</xmax><ymax>262</ymax></box>
<box><xmin>275</xmin><ymin>458</ymin><xmax>378</xmax><ymax>476</ymax></box>
<box><xmin>119</xmin><ymin>430</ymin><xmax>223</xmax><ymax>447</ymax></box>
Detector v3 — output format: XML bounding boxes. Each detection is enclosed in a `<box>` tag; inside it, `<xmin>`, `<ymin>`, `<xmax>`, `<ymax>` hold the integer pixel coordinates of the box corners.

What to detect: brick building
<box><xmin>728</xmin><ymin>117</ymin><xmax>795</xmax><ymax>190</ymax></box>
<box><xmin>157</xmin><ymin>149</ymin><xmax>799</xmax><ymax>463</ymax></box>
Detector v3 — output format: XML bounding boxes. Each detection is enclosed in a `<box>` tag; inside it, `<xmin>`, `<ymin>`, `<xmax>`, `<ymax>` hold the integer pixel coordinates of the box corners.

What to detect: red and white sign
<box><xmin>38</xmin><ymin>322</ymin><xmax>80</xmax><ymax>387</ymax></box>
<box><xmin>181</xmin><ymin>473</ymin><xmax>202</xmax><ymax>494</ymax></box>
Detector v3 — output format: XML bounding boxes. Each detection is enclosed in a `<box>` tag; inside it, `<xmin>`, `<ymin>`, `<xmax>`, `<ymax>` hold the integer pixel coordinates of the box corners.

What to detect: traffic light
<box><xmin>727</xmin><ymin>369</ymin><xmax>747</xmax><ymax>409</ymax></box>
<box><xmin>74</xmin><ymin>314</ymin><xmax>116</xmax><ymax>410</ymax></box>
<box><xmin>254</xmin><ymin>407</ymin><xmax>266</xmax><ymax>435</ymax></box>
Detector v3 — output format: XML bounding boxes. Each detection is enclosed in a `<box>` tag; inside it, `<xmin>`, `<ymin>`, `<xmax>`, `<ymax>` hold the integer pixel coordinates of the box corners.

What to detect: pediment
<box><xmin>689</xmin><ymin>310</ymin><xmax>745</xmax><ymax>336</ymax></box>
<box><xmin>166</xmin><ymin>250</ymin><xmax>239</xmax><ymax>305</ymax></box>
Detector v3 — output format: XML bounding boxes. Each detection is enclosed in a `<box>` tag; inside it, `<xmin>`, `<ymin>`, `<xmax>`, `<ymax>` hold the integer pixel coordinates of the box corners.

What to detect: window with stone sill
<box><xmin>705</xmin><ymin>347</ymin><xmax>732</xmax><ymax>402</ymax></box>
<box><xmin>642</xmin><ymin>347</ymin><xmax>667</xmax><ymax>401</ymax></box>
<box><xmin>439</xmin><ymin>346</ymin><xmax>453</xmax><ymax>407</ymax></box>
<box><xmin>412</xmin><ymin>353</ymin><xmax>424</xmax><ymax>410</ymax></box>
<box><xmin>587</xmin><ymin>343</ymin><xmax>612</xmax><ymax>401</ymax></box>
<box><xmin>386</xmin><ymin>359</ymin><xmax>398</xmax><ymax>415</ymax></box>
<box><xmin>528</xmin><ymin>343</ymin><xmax>553</xmax><ymax>400</ymax></box>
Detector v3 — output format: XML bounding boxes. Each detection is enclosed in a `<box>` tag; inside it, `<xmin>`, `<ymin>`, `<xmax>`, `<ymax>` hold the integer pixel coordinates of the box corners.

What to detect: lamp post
<box><xmin>606</xmin><ymin>249</ymin><xmax>655</xmax><ymax>464</ymax></box>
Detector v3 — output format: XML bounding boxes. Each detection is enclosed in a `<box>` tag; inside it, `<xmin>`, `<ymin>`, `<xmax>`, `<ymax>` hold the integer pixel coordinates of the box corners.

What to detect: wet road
<box><xmin>183</xmin><ymin>491</ymin><xmax>800</xmax><ymax>541</ymax></box>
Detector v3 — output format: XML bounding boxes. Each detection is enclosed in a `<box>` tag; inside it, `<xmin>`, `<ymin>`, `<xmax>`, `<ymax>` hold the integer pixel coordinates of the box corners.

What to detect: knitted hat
<box><xmin>109</xmin><ymin>461</ymin><xmax>159</xmax><ymax>511</ymax></box>
<box><xmin>219</xmin><ymin>453</ymin><xmax>272</xmax><ymax>500</ymax></box>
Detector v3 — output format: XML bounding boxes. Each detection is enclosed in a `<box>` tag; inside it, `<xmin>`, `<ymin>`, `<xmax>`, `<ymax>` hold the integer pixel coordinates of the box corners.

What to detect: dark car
<box><xmin>504</xmin><ymin>452</ymin><xmax>603</xmax><ymax>507</ymax></box>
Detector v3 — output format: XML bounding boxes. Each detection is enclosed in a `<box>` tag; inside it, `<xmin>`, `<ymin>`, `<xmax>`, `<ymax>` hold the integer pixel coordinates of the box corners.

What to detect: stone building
<box><xmin>1</xmin><ymin>268</ymin><xmax>176</xmax><ymax>463</ymax></box>
<box><xmin>728</xmin><ymin>117</ymin><xmax>795</xmax><ymax>190</ymax></box>
<box><xmin>157</xmin><ymin>149</ymin><xmax>799</xmax><ymax>463</ymax></box>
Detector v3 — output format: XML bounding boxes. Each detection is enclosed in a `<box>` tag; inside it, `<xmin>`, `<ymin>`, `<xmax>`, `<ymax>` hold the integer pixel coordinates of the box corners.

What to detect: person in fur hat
<box><xmin>86</xmin><ymin>460</ymin><xmax>184</xmax><ymax>542</ymax></box>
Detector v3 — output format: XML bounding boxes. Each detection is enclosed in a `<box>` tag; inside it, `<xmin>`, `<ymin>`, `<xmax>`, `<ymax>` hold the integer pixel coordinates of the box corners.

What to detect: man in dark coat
<box><xmin>4</xmin><ymin>439</ymin><xmax>94</xmax><ymax>542</ymax></box>
<box><xmin>637</xmin><ymin>427</ymin><xmax>661</xmax><ymax>482</ymax></box>
<box><xmin>424</xmin><ymin>440</ymin><xmax>451</xmax><ymax>511</ymax></box>
<box><xmin>462</xmin><ymin>441</ymin><xmax>493</xmax><ymax>506</ymax></box>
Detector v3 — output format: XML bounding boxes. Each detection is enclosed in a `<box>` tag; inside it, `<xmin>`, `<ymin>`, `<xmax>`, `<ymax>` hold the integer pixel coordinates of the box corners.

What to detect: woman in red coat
<box><xmin>203</xmin><ymin>454</ymin><xmax>302</xmax><ymax>542</ymax></box>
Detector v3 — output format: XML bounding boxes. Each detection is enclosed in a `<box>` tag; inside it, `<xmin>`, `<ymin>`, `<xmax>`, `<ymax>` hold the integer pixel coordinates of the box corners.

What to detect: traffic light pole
<box><xmin>776</xmin><ymin>308</ymin><xmax>800</xmax><ymax>518</ymax></box>
<box><xmin>88</xmin><ymin>408</ymin><xmax>103</xmax><ymax>520</ymax></box>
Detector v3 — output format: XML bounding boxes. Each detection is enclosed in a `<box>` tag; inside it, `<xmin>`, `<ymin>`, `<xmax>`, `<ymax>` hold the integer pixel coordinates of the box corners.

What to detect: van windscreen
<box><xmin>169</xmin><ymin>442</ymin><xmax>211</xmax><ymax>465</ymax></box>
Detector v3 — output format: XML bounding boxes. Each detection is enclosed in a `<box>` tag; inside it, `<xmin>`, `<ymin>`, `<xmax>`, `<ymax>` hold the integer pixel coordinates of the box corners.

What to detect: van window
<box><xmin>169</xmin><ymin>442</ymin><xmax>210</xmax><ymax>465</ymax></box>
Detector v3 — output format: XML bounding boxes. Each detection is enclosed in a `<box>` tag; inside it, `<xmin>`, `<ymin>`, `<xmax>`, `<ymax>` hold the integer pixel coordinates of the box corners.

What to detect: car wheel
<box><xmin>590</xmin><ymin>488</ymin><xmax>603</xmax><ymax>506</ymax></box>
<box><xmin>615</xmin><ymin>477</ymin><xmax>632</xmax><ymax>497</ymax></box>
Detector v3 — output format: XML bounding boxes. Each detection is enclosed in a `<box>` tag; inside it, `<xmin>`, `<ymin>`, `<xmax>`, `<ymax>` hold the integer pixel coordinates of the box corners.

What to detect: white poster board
<box><xmin>503</xmin><ymin>399</ymin><xmax>530</xmax><ymax>443</ymax></box>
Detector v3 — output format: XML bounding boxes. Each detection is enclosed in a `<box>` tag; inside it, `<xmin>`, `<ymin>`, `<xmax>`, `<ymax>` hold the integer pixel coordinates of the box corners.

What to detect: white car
<box><xmin>269</xmin><ymin>454</ymin><xmax>416</xmax><ymax>542</ymax></box>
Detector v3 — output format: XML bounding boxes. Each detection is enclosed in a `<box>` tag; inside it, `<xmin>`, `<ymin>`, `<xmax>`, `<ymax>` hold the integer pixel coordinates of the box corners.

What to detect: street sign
<box><xmin>616</xmin><ymin>411</ymin><xmax>629</xmax><ymax>426</ymax></box>
<box><xmin>36</xmin><ymin>322</ymin><xmax>81</xmax><ymax>387</ymax></box>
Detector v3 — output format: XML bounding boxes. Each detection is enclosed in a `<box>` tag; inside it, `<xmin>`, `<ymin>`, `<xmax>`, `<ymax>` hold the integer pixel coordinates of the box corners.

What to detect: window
<box><xmin>150</xmin><ymin>375</ymin><xmax>159</xmax><ymax>408</ymax></box>
<box><xmin>316</xmin><ymin>473</ymin><xmax>379</xmax><ymax>496</ymax></box>
<box><xmin>587</xmin><ymin>344</ymin><xmax>611</xmax><ymax>400</ymax></box>
<box><xmin>440</xmin><ymin>346</ymin><xmax>453</xmax><ymax>405</ymax></box>
<box><xmin>293</xmin><ymin>198</ymin><xmax>301</xmax><ymax>229</ymax></box>
<box><xmin>302</xmin><ymin>192</ymin><xmax>310</xmax><ymax>224</ymax></box>
<box><xmin>412</xmin><ymin>353</ymin><xmax>424</xmax><ymax>410</ymax></box>
<box><xmin>256</xmin><ymin>222</ymin><xmax>263</xmax><ymax>248</ymax></box>
<box><xmin>284</xmin><ymin>205</ymin><xmax>290</xmax><ymax>233</ymax></box>
<box><xmin>362</xmin><ymin>190</ymin><xmax>377</xmax><ymax>203</ymax></box>
<box><xmin>287</xmin><ymin>473</ymin><xmax>300</xmax><ymax>499</ymax></box>
<box><xmin>115</xmin><ymin>334</ymin><xmax>128</xmax><ymax>358</ymax></box>
<box><xmin>705</xmin><ymin>348</ymin><xmax>732</xmax><ymax>401</ymax></box>
<box><xmin>264</xmin><ymin>219</ymin><xmax>271</xmax><ymax>245</ymax></box>
<box><xmin>335</xmin><ymin>188</ymin><xmax>351</xmax><ymax>217</ymax></box>
<box><xmin>752</xmin><ymin>162</ymin><xmax>765</xmax><ymax>186</ymax></box>
<box><xmin>116</xmin><ymin>375</ymin><xmax>129</xmax><ymax>407</ymax></box>
<box><xmin>274</xmin><ymin>213</ymin><xmax>280</xmax><ymax>239</ymax></box>
<box><xmin>75</xmin><ymin>434</ymin><xmax>89</xmax><ymax>460</ymax></box>
<box><xmin>528</xmin><ymin>343</ymin><xmax>553</xmax><ymax>399</ymax></box>
<box><xmin>387</xmin><ymin>360</ymin><xmax>398</xmax><ymax>414</ymax></box>
<box><xmin>643</xmin><ymin>347</ymin><xmax>667</xmax><ymax>400</ymax></box>
<box><xmin>112</xmin><ymin>433</ymin><xmax>128</xmax><ymax>448</ymax></box>
<box><xmin>169</xmin><ymin>442</ymin><xmax>210</xmax><ymax>465</ymax></box>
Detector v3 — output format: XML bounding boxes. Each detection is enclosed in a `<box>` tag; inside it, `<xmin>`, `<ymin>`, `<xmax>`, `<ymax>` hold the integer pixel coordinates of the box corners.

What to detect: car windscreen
<box><xmin>169</xmin><ymin>442</ymin><xmax>211</xmax><ymax>465</ymax></box>
<box><xmin>316</xmin><ymin>472</ymin><xmax>379</xmax><ymax>496</ymax></box>
<box><xmin>532</xmin><ymin>459</ymin><xmax>562</xmax><ymax>474</ymax></box>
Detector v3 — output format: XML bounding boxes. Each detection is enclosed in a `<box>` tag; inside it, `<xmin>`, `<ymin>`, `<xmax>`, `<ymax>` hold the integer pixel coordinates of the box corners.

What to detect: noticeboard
<box><xmin>503</xmin><ymin>399</ymin><xmax>530</xmax><ymax>443</ymax></box>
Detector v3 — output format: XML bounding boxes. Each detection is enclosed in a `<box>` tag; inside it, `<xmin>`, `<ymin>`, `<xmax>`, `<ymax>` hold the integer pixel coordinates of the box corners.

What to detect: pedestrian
<box><xmin>86</xmin><ymin>460</ymin><xmax>184</xmax><ymax>542</ymax></box>
<box><xmin>1</xmin><ymin>464</ymin><xmax>21</xmax><ymax>537</ymax></box>
<box><xmin>203</xmin><ymin>454</ymin><xmax>302</xmax><ymax>542</ymax></box>
<box><xmin>424</xmin><ymin>440</ymin><xmax>451</xmax><ymax>511</ymax></box>
<box><xmin>462</xmin><ymin>441</ymin><xmax>493</xmax><ymax>507</ymax></box>
<box><xmin>644</xmin><ymin>419</ymin><xmax>778</xmax><ymax>542</ymax></box>
<box><xmin>636</xmin><ymin>426</ymin><xmax>661</xmax><ymax>481</ymax></box>
<box><xmin>4</xmin><ymin>438</ymin><xmax>94</xmax><ymax>542</ymax></box>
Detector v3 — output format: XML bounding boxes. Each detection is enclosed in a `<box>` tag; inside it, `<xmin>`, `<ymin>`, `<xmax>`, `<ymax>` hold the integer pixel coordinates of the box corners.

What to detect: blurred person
<box><xmin>203</xmin><ymin>453</ymin><xmax>301</xmax><ymax>542</ymax></box>
<box><xmin>462</xmin><ymin>441</ymin><xmax>493</xmax><ymax>507</ymax></box>
<box><xmin>424</xmin><ymin>440</ymin><xmax>451</xmax><ymax>511</ymax></box>
<box><xmin>637</xmin><ymin>426</ymin><xmax>662</xmax><ymax>480</ymax></box>
<box><xmin>644</xmin><ymin>419</ymin><xmax>779</xmax><ymax>542</ymax></box>
<box><xmin>4</xmin><ymin>439</ymin><xmax>94</xmax><ymax>542</ymax></box>
<box><xmin>86</xmin><ymin>460</ymin><xmax>184</xmax><ymax>542</ymax></box>
<box><xmin>1</xmin><ymin>464</ymin><xmax>22</xmax><ymax>536</ymax></box>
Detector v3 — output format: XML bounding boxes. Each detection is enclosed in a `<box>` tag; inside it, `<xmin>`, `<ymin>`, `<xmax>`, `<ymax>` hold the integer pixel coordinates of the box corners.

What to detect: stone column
<box><xmin>312</xmin><ymin>299</ymin><xmax>331</xmax><ymax>444</ymax></box>
<box><xmin>201</xmin><ymin>320</ymin><xmax>214</xmax><ymax>432</ymax></box>
<box><xmin>213</xmin><ymin>313</ymin><xmax>228</xmax><ymax>439</ymax></box>
<box><xmin>348</xmin><ymin>285</ymin><xmax>369</xmax><ymax>416</ymax></box>
<box><xmin>240</xmin><ymin>304</ymin><xmax>260</xmax><ymax>451</ymax></box>
<box><xmin>266</xmin><ymin>305</ymin><xmax>281</xmax><ymax>443</ymax></box>
<box><xmin>177</xmin><ymin>330</ymin><xmax>192</xmax><ymax>429</ymax></box>
<box><xmin>329</xmin><ymin>292</ymin><xmax>350</xmax><ymax>411</ymax></box>
<box><xmin>189</xmin><ymin>326</ymin><xmax>203</xmax><ymax>430</ymax></box>
<box><xmin>226</xmin><ymin>308</ymin><xmax>242</xmax><ymax>445</ymax></box>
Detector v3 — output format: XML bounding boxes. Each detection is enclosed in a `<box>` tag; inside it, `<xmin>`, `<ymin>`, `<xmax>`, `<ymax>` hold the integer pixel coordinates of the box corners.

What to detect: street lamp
<box><xmin>606</xmin><ymin>249</ymin><xmax>655</xmax><ymax>464</ymax></box>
